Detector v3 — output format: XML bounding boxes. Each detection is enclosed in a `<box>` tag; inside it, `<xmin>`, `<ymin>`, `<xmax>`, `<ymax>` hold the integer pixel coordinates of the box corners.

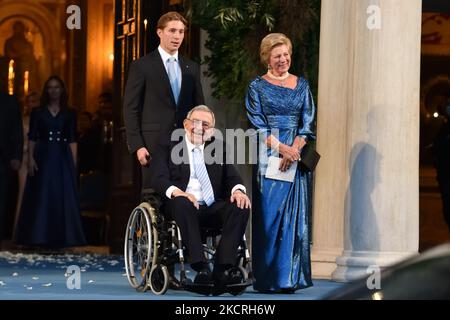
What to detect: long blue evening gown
<box><xmin>245</xmin><ymin>76</ymin><xmax>316</xmax><ymax>292</ymax></box>
<box><xmin>16</xmin><ymin>107</ymin><xmax>86</xmax><ymax>248</ymax></box>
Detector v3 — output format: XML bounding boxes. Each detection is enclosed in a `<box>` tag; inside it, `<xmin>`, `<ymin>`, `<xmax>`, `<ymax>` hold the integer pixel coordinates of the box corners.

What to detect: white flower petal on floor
<box><xmin>108</xmin><ymin>260</ymin><xmax>119</xmax><ymax>266</ymax></box>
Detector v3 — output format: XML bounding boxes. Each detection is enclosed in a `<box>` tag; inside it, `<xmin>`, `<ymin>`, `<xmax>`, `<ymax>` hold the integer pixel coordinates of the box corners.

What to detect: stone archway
<box><xmin>0</xmin><ymin>0</ymin><xmax>61</xmax><ymax>94</ymax></box>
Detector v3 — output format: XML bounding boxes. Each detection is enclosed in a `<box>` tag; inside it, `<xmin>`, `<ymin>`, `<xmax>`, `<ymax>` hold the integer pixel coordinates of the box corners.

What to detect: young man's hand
<box><xmin>136</xmin><ymin>147</ymin><xmax>150</xmax><ymax>166</ymax></box>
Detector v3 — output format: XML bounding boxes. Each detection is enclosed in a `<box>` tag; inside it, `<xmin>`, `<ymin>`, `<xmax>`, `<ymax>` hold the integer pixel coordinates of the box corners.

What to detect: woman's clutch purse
<box><xmin>299</xmin><ymin>144</ymin><xmax>321</xmax><ymax>171</ymax></box>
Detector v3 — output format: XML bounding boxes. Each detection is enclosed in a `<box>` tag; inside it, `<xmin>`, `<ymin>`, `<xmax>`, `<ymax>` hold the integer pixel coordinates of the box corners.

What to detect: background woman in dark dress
<box><xmin>15</xmin><ymin>76</ymin><xmax>86</xmax><ymax>248</ymax></box>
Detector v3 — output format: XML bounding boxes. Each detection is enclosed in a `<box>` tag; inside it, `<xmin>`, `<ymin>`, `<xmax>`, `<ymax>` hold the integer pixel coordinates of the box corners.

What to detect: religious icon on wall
<box><xmin>0</xmin><ymin>19</ymin><xmax>41</xmax><ymax>100</ymax></box>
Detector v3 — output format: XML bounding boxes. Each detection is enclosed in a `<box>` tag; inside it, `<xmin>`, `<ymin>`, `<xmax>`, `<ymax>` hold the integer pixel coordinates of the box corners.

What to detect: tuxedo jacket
<box><xmin>123</xmin><ymin>50</ymin><xmax>205</xmax><ymax>155</ymax></box>
<box><xmin>0</xmin><ymin>93</ymin><xmax>23</xmax><ymax>163</ymax></box>
<box><xmin>149</xmin><ymin>137</ymin><xmax>244</xmax><ymax>202</ymax></box>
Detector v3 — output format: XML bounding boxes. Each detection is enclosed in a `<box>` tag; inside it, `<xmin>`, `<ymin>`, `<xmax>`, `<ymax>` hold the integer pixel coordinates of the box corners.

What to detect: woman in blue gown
<box><xmin>245</xmin><ymin>33</ymin><xmax>316</xmax><ymax>293</ymax></box>
<box><xmin>16</xmin><ymin>76</ymin><xmax>86</xmax><ymax>248</ymax></box>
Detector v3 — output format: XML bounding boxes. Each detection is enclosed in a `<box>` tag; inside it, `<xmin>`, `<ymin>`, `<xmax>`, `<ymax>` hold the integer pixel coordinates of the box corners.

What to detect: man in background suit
<box><xmin>123</xmin><ymin>11</ymin><xmax>205</xmax><ymax>189</ymax></box>
<box><xmin>150</xmin><ymin>105</ymin><xmax>251</xmax><ymax>289</ymax></box>
<box><xmin>0</xmin><ymin>92</ymin><xmax>23</xmax><ymax>243</ymax></box>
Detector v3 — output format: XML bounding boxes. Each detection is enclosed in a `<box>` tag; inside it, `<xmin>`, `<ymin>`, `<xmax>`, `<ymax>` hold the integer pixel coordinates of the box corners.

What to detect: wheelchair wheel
<box><xmin>124</xmin><ymin>202</ymin><xmax>158</xmax><ymax>291</ymax></box>
<box><xmin>149</xmin><ymin>264</ymin><xmax>169</xmax><ymax>295</ymax></box>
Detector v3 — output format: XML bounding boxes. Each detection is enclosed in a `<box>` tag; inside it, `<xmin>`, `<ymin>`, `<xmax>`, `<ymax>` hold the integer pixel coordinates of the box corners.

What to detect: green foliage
<box><xmin>186</xmin><ymin>0</ymin><xmax>277</xmax><ymax>101</ymax></box>
<box><xmin>186</xmin><ymin>0</ymin><xmax>321</xmax><ymax>103</ymax></box>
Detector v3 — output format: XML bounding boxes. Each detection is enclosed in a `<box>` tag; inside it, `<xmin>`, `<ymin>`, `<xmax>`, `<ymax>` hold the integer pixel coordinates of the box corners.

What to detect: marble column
<box><xmin>312</xmin><ymin>0</ymin><xmax>422</xmax><ymax>281</ymax></box>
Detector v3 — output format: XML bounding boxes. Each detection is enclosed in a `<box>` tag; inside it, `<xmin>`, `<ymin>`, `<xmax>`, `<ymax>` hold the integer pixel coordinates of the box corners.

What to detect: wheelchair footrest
<box><xmin>183</xmin><ymin>282</ymin><xmax>215</xmax><ymax>296</ymax></box>
<box><xmin>182</xmin><ymin>280</ymin><xmax>251</xmax><ymax>296</ymax></box>
<box><xmin>213</xmin><ymin>281</ymin><xmax>251</xmax><ymax>296</ymax></box>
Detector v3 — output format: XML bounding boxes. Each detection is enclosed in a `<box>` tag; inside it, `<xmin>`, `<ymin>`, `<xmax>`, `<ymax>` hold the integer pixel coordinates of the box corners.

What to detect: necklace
<box><xmin>48</xmin><ymin>106</ymin><xmax>60</xmax><ymax>117</ymax></box>
<box><xmin>267</xmin><ymin>70</ymin><xmax>290</xmax><ymax>86</ymax></box>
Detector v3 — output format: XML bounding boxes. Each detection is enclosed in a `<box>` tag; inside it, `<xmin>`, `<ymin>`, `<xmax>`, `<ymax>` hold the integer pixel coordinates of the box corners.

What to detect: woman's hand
<box><xmin>292</xmin><ymin>136</ymin><xmax>306</xmax><ymax>152</ymax></box>
<box><xmin>279</xmin><ymin>143</ymin><xmax>300</xmax><ymax>162</ymax></box>
<box><xmin>279</xmin><ymin>157</ymin><xmax>294</xmax><ymax>172</ymax></box>
<box><xmin>28</xmin><ymin>157</ymin><xmax>38</xmax><ymax>176</ymax></box>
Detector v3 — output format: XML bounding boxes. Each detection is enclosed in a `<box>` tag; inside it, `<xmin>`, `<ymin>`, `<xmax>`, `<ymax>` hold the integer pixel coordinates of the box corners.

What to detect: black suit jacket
<box><xmin>123</xmin><ymin>50</ymin><xmax>205</xmax><ymax>155</ymax></box>
<box><xmin>150</xmin><ymin>137</ymin><xmax>244</xmax><ymax>201</ymax></box>
<box><xmin>0</xmin><ymin>93</ymin><xmax>23</xmax><ymax>163</ymax></box>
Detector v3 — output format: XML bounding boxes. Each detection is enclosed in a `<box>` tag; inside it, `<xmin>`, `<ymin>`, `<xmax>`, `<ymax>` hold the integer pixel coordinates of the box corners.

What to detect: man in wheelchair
<box><xmin>149</xmin><ymin>105</ymin><xmax>251</xmax><ymax>291</ymax></box>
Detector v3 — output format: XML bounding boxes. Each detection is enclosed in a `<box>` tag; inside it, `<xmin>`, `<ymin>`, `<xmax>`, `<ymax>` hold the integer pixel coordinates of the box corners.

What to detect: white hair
<box><xmin>186</xmin><ymin>105</ymin><xmax>215</xmax><ymax>127</ymax></box>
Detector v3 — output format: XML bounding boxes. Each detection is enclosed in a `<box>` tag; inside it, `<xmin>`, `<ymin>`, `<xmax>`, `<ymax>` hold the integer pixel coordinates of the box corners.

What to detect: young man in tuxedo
<box><xmin>149</xmin><ymin>105</ymin><xmax>251</xmax><ymax>289</ymax></box>
<box><xmin>123</xmin><ymin>11</ymin><xmax>205</xmax><ymax>190</ymax></box>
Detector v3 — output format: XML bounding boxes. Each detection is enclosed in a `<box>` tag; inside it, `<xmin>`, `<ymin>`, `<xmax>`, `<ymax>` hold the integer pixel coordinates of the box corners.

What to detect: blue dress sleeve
<box><xmin>245</xmin><ymin>80</ymin><xmax>269</xmax><ymax>138</ymax></box>
<box><xmin>67</xmin><ymin>109</ymin><xmax>77</xmax><ymax>143</ymax></box>
<box><xmin>28</xmin><ymin>108</ymin><xmax>38</xmax><ymax>142</ymax></box>
<box><xmin>297</xmin><ymin>81</ymin><xmax>316</xmax><ymax>141</ymax></box>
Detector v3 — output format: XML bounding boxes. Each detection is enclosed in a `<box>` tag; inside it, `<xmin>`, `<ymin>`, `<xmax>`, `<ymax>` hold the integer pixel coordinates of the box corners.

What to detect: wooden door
<box><xmin>110</xmin><ymin>0</ymin><xmax>144</xmax><ymax>253</ymax></box>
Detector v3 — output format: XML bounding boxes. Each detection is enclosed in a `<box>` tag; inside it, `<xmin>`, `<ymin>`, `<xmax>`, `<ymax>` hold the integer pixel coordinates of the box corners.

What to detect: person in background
<box><xmin>77</xmin><ymin>111</ymin><xmax>102</xmax><ymax>174</ymax></box>
<box><xmin>0</xmin><ymin>92</ymin><xmax>23</xmax><ymax>247</ymax></box>
<box><xmin>15</xmin><ymin>75</ymin><xmax>86</xmax><ymax>249</ymax></box>
<box><xmin>96</xmin><ymin>92</ymin><xmax>113</xmax><ymax>124</ymax></box>
<box><xmin>92</xmin><ymin>92</ymin><xmax>113</xmax><ymax>174</ymax></box>
<box><xmin>433</xmin><ymin>99</ymin><xmax>450</xmax><ymax>233</ymax></box>
<box><xmin>13</xmin><ymin>91</ymin><xmax>40</xmax><ymax>238</ymax></box>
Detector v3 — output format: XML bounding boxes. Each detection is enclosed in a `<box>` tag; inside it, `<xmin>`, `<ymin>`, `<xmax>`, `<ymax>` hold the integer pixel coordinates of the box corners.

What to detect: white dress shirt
<box><xmin>158</xmin><ymin>46</ymin><xmax>182</xmax><ymax>91</ymax></box>
<box><xmin>165</xmin><ymin>135</ymin><xmax>246</xmax><ymax>202</ymax></box>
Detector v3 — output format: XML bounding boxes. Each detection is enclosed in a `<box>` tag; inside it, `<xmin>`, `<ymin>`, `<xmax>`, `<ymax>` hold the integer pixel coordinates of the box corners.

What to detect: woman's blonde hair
<box><xmin>259</xmin><ymin>33</ymin><xmax>292</xmax><ymax>66</ymax></box>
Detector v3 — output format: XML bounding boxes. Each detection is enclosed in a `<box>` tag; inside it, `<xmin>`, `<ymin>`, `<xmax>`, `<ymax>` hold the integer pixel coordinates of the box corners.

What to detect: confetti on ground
<box><xmin>0</xmin><ymin>251</ymin><xmax>127</xmax><ymax>294</ymax></box>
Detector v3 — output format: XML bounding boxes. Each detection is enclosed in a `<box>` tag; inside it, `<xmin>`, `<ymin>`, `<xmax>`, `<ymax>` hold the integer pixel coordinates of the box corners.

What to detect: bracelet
<box><xmin>271</xmin><ymin>140</ymin><xmax>280</xmax><ymax>151</ymax></box>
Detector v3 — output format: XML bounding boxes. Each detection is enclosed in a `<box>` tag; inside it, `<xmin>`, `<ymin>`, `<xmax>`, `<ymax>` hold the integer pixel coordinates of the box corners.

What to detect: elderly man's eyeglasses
<box><xmin>187</xmin><ymin>118</ymin><xmax>212</xmax><ymax>130</ymax></box>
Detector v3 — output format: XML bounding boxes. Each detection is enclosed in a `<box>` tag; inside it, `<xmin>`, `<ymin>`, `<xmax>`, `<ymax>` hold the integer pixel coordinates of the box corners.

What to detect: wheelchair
<box><xmin>124</xmin><ymin>190</ymin><xmax>253</xmax><ymax>295</ymax></box>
